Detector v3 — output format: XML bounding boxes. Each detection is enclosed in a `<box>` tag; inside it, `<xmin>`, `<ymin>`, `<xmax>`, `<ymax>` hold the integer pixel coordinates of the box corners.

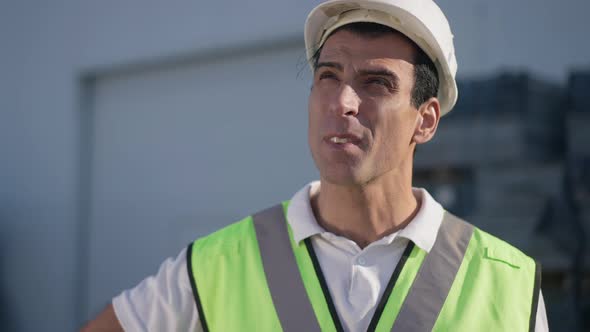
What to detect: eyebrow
<box><xmin>315</xmin><ymin>61</ymin><xmax>343</xmax><ymax>71</ymax></box>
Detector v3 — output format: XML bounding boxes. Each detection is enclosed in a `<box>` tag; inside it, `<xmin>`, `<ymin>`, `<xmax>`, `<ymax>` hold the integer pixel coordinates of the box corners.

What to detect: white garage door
<box><xmin>85</xmin><ymin>41</ymin><xmax>318</xmax><ymax>316</ymax></box>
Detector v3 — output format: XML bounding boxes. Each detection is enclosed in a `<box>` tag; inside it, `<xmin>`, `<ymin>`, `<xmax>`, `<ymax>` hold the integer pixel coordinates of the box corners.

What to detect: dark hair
<box><xmin>311</xmin><ymin>22</ymin><xmax>439</xmax><ymax>109</ymax></box>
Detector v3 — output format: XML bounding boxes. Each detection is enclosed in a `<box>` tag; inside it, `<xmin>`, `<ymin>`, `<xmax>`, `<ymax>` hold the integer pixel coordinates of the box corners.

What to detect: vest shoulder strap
<box><xmin>252</xmin><ymin>204</ymin><xmax>322</xmax><ymax>332</ymax></box>
<box><xmin>391</xmin><ymin>211</ymin><xmax>474</xmax><ymax>331</ymax></box>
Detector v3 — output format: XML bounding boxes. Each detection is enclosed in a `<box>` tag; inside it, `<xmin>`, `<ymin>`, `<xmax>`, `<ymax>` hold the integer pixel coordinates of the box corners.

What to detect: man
<box><xmin>83</xmin><ymin>0</ymin><xmax>549</xmax><ymax>331</ymax></box>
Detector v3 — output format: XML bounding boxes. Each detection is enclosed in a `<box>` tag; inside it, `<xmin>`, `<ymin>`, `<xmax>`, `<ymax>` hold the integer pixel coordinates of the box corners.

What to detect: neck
<box><xmin>311</xmin><ymin>169</ymin><xmax>420</xmax><ymax>249</ymax></box>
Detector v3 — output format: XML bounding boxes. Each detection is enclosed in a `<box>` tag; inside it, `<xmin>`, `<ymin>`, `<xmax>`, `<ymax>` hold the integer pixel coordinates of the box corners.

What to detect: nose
<box><xmin>329</xmin><ymin>84</ymin><xmax>360</xmax><ymax>117</ymax></box>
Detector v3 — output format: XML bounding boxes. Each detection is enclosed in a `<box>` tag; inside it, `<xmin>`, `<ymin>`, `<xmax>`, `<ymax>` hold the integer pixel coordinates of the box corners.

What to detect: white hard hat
<box><xmin>305</xmin><ymin>0</ymin><xmax>458</xmax><ymax>116</ymax></box>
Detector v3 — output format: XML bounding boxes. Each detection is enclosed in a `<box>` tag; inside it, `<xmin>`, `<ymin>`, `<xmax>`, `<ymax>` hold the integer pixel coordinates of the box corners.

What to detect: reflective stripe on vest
<box><xmin>252</xmin><ymin>204</ymin><xmax>322</xmax><ymax>331</ymax></box>
<box><xmin>391</xmin><ymin>213</ymin><xmax>473</xmax><ymax>331</ymax></box>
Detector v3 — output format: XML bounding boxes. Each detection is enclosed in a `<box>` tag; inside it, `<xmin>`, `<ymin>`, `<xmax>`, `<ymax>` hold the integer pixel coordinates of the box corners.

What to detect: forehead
<box><xmin>318</xmin><ymin>29</ymin><xmax>416</xmax><ymax>69</ymax></box>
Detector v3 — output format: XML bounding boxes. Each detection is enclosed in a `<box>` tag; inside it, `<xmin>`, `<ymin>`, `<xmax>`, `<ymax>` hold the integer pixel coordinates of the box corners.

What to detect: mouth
<box><xmin>329</xmin><ymin>136</ymin><xmax>352</xmax><ymax>144</ymax></box>
<box><xmin>323</xmin><ymin>133</ymin><xmax>362</xmax><ymax>149</ymax></box>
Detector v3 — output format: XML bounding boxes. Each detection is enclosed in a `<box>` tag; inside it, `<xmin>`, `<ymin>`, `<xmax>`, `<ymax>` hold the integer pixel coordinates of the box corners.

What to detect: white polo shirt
<box><xmin>113</xmin><ymin>181</ymin><xmax>549</xmax><ymax>331</ymax></box>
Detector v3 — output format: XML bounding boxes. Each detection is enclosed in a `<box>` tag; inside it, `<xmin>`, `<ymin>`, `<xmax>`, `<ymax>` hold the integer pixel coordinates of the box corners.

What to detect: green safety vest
<box><xmin>187</xmin><ymin>202</ymin><xmax>541</xmax><ymax>331</ymax></box>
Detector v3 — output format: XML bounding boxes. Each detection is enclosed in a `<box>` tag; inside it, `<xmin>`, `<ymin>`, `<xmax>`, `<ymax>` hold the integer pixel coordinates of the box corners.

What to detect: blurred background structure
<box><xmin>0</xmin><ymin>0</ymin><xmax>589</xmax><ymax>331</ymax></box>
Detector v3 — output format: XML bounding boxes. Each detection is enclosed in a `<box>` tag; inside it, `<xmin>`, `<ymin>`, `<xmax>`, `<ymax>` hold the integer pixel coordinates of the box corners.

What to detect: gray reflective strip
<box><xmin>392</xmin><ymin>212</ymin><xmax>474</xmax><ymax>332</ymax></box>
<box><xmin>252</xmin><ymin>205</ymin><xmax>322</xmax><ymax>332</ymax></box>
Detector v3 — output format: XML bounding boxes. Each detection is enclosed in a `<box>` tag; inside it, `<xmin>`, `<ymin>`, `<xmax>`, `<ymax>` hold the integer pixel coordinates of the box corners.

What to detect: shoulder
<box><xmin>190</xmin><ymin>214</ymin><xmax>255</xmax><ymax>256</ymax></box>
<box><xmin>449</xmin><ymin>212</ymin><xmax>537</xmax><ymax>270</ymax></box>
<box><xmin>190</xmin><ymin>202</ymin><xmax>290</xmax><ymax>256</ymax></box>
<box><xmin>473</xmin><ymin>224</ymin><xmax>535</xmax><ymax>267</ymax></box>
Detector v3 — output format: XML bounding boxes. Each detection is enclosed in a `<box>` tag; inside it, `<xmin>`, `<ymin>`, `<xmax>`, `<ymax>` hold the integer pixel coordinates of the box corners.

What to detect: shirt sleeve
<box><xmin>112</xmin><ymin>247</ymin><xmax>203</xmax><ymax>332</ymax></box>
<box><xmin>535</xmin><ymin>289</ymin><xmax>549</xmax><ymax>332</ymax></box>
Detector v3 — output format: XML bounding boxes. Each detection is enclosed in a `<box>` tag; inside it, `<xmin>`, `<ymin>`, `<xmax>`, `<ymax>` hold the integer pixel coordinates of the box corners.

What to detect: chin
<box><xmin>312</xmin><ymin>152</ymin><xmax>369</xmax><ymax>186</ymax></box>
<box><xmin>319</xmin><ymin>168</ymin><xmax>368</xmax><ymax>187</ymax></box>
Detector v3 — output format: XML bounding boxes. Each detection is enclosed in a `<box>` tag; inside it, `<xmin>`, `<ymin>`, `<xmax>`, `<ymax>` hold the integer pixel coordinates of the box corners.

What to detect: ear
<box><xmin>412</xmin><ymin>97</ymin><xmax>441</xmax><ymax>145</ymax></box>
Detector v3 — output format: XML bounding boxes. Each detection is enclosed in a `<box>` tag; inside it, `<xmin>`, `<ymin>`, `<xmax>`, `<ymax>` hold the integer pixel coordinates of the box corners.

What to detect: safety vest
<box><xmin>187</xmin><ymin>202</ymin><xmax>541</xmax><ymax>331</ymax></box>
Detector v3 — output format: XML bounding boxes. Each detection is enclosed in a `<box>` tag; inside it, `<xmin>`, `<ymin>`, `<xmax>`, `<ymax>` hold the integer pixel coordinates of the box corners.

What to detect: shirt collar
<box><xmin>287</xmin><ymin>181</ymin><xmax>325</xmax><ymax>243</ymax></box>
<box><xmin>286</xmin><ymin>181</ymin><xmax>445</xmax><ymax>253</ymax></box>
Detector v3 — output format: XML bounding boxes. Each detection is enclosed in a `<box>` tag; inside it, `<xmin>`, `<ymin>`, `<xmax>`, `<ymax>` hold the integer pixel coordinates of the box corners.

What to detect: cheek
<box><xmin>371</xmin><ymin>108</ymin><xmax>417</xmax><ymax>152</ymax></box>
<box><xmin>309</xmin><ymin>86</ymin><xmax>328</xmax><ymax>119</ymax></box>
<box><xmin>308</xmin><ymin>95</ymin><xmax>316</xmax><ymax>128</ymax></box>
<box><xmin>308</xmin><ymin>91</ymin><xmax>322</xmax><ymax>140</ymax></box>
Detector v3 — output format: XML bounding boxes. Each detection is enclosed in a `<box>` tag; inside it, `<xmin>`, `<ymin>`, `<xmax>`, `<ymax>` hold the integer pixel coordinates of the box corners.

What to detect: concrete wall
<box><xmin>1</xmin><ymin>0</ymin><xmax>589</xmax><ymax>331</ymax></box>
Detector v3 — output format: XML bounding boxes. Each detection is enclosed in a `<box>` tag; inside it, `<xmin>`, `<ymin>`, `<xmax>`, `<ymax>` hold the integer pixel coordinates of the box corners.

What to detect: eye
<box><xmin>318</xmin><ymin>71</ymin><xmax>338</xmax><ymax>81</ymax></box>
<box><xmin>366</xmin><ymin>77</ymin><xmax>391</xmax><ymax>87</ymax></box>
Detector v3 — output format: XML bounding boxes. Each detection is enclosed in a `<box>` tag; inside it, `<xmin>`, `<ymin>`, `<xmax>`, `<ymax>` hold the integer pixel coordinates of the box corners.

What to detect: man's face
<box><xmin>308</xmin><ymin>29</ymin><xmax>420</xmax><ymax>186</ymax></box>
